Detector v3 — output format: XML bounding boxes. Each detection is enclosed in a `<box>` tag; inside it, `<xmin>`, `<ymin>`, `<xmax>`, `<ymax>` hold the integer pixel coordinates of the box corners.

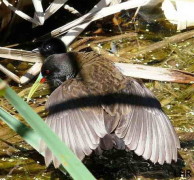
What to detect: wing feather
<box><xmin>52</xmin><ymin>116</ymin><xmax>62</xmax><ymax>168</ymax></box>
<box><xmin>39</xmin><ymin>79</ymin><xmax>107</xmax><ymax>168</ymax></box>
<box><xmin>113</xmin><ymin>79</ymin><xmax>180</xmax><ymax>165</ymax></box>
<box><xmin>150</xmin><ymin>116</ymin><xmax>159</xmax><ymax>163</ymax></box>
<box><xmin>135</xmin><ymin>107</ymin><xmax>147</xmax><ymax>156</ymax></box>
<box><xmin>143</xmin><ymin>111</ymin><xmax>153</xmax><ymax>160</ymax></box>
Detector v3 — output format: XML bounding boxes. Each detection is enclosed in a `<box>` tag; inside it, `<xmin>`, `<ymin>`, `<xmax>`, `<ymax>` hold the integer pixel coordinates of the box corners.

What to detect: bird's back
<box><xmin>73</xmin><ymin>51</ymin><xmax>128</xmax><ymax>94</ymax></box>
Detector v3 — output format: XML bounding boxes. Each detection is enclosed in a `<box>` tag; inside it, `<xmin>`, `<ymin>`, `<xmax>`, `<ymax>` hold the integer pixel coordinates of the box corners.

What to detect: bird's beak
<box><xmin>40</xmin><ymin>77</ymin><xmax>47</xmax><ymax>83</ymax></box>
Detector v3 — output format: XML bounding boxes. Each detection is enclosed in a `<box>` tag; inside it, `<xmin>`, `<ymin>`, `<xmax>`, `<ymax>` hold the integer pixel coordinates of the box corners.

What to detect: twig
<box><xmin>20</xmin><ymin>62</ymin><xmax>42</xmax><ymax>84</ymax></box>
<box><xmin>60</xmin><ymin>0</ymin><xmax>111</xmax><ymax>46</ymax></box>
<box><xmin>70</xmin><ymin>32</ymin><xmax>137</xmax><ymax>51</ymax></box>
<box><xmin>92</xmin><ymin>32</ymin><xmax>138</xmax><ymax>44</ymax></box>
<box><xmin>0</xmin><ymin>47</ymin><xmax>43</xmax><ymax>63</ymax></box>
<box><xmin>70</xmin><ymin>36</ymin><xmax>104</xmax><ymax>51</ymax></box>
<box><xmin>44</xmin><ymin>0</ymin><xmax>68</xmax><ymax>20</ymax></box>
<box><xmin>2</xmin><ymin>0</ymin><xmax>68</xmax><ymax>27</ymax></box>
<box><xmin>90</xmin><ymin>44</ymin><xmax>129</xmax><ymax>62</ymax></box>
<box><xmin>0</xmin><ymin>64</ymin><xmax>20</xmax><ymax>83</ymax></box>
<box><xmin>32</xmin><ymin>0</ymin><xmax>44</xmax><ymax>25</ymax></box>
<box><xmin>132</xmin><ymin>6</ymin><xmax>141</xmax><ymax>21</ymax></box>
<box><xmin>115</xmin><ymin>63</ymin><xmax>194</xmax><ymax>84</ymax></box>
<box><xmin>64</xmin><ymin>4</ymin><xmax>82</xmax><ymax>17</ymax></box>
<box><xmin>2</xmin><ymin>0</ymin><xmax>40</xmax><ymax>25</ymax></box>
<box><xmin>127</xmin><ymin>29</ymin><xmax>194</xmax><ymax>59</ymax></box>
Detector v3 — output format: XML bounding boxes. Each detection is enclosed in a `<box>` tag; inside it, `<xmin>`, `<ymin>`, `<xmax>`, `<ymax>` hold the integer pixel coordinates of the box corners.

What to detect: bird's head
<box><xmin>39</xmin><ymin>38</ymin><xmax>67</xmax><ymax>57</ymax></box>
<box><xmin>40</xmin><ymin>38</ymin><xmax>78</xmax><ymax>88</ymax></box>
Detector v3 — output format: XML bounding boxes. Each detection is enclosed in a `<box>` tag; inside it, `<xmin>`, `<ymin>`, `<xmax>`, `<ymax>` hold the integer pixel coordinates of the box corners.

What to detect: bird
<box><xmin>39</xmin><ymin>38</ymin><xmax>180</xmax><ymax>168</ymax></box>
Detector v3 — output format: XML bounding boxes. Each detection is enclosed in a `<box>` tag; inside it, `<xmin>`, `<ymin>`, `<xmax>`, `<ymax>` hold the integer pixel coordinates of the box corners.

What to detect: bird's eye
<box><xmin>46</xmin><ymin>45</ymin><xmax>51</xmax><ymax>50</ymax></box>
<box><xmin>45</xmin><ymin>70</ymin><xmax>50</xmax><ymax>74</ymax></box>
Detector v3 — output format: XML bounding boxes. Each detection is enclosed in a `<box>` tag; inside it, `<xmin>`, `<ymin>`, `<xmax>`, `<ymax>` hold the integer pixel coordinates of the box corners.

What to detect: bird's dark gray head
<box><xmin>41</xmin><ymin>53</ymin><xmax>78</xmax><ymax>88</ymax></box>
<box><xmin>39</xmin><ymin>38</ymin><xmax>67</xmax><ymax>57</ymax></box>
<box><xmin>40</xmin><ymin>38</ymin><xmax>78</xmax><ymax>88</ymax></box>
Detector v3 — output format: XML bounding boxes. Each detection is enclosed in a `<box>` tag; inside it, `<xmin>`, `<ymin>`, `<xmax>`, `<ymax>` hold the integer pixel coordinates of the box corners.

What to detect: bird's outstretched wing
<box><xmin>40</xmin><ymin>77</ymin><xmax>180</xmax><ymax>167</ymax></box>
<box><xmin>39</xmin><ymin>79</ymin><xmax>107</xmax><ymax>168</ymax></box>
<box><xmin>103</xmin><ymin>79</ymin><xmax>180</xmax><ymax>165</ymax></box>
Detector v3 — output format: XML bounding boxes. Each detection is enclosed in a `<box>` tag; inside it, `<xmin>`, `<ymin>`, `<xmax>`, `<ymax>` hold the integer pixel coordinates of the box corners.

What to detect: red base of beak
<box><xmin>40</xmin><ymin>77</ymin><xmax>47</xmax><ymax>83</ymax></box>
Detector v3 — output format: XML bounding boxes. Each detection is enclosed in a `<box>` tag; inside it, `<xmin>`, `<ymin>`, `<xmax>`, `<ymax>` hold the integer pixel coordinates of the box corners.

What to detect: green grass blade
<box><xmin>0</xmin><ymin>107</ymin><xmax>70</xmax><ymax>175</ymax></box>
<box><xmin>0</xmin><ymin>107</ymin><xmax>41</xmax><ymax>152</ymax></box>
<box><xmin>27</xmin><ymin>73</ymin><xmax>42</xmax><ymax>102</ymax></box>
<box><xmin>0</xmin><ymin>79</ymin><xmax>95</xmax><ymax>180</ymax></box>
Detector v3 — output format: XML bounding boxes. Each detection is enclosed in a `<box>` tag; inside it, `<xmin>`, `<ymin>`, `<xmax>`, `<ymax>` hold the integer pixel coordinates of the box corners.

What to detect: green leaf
<box><xmin>0</xmin><ymin>107</ymin><xmax>68</xmax><ymax>175</ymax></box>
<box><xmin>27</xmin><ymin>73</ymin><xmax>42</xmax><ymax>102</ymax></box>
<box><xmin>0</xmin><ymin>89</ymin><xmax>5</xmax><ymax>96</ymax></box>
<box><xmin>0</xmin><ymin>81</ymin><xmax>7</xmax><ymax>96</ymax></box>
<box><xmin>0</xmin><ymin>107</ymin><xmax>41</xmax><ymax>152</ymax></box>
<box><xmin>0</xmin><ymin>79</ymin><xmax>95</xmax><ymax>180</ymax></box>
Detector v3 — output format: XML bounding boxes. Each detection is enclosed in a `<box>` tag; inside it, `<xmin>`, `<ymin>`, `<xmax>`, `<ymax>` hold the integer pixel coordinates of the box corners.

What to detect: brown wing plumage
<box><xmin>107</xmin><ymin>79</ymin><xmax>180</xmax><ymax>164</ymax></box>
<box><xmin>39</xmin><ymin>79</ymin><xmax>107</xmax><ymax>168</ymax></box>
<box><xmin>40</xmin><ymin>52</ymin><xmax>180</xmax><ymax>168</ymax></box>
